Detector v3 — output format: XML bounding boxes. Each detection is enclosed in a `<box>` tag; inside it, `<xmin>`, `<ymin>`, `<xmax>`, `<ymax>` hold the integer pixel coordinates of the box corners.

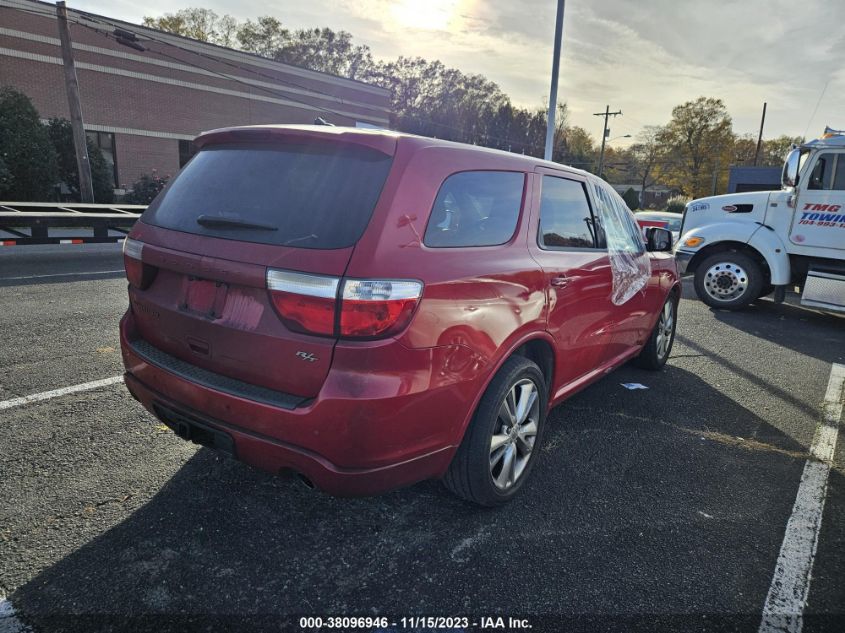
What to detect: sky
<box><xmin>69</xmin><ymin>0</ymin><xmax>843</xmax><ymax>148</ymax></box>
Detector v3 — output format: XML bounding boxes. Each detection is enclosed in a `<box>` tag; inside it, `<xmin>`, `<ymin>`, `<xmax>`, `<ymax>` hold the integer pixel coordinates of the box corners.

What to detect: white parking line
<box><xmin>0</xmin><ymin>597</ymin><xmax>29</xmax><ymax>633</ymax></box>
<box><xmin>0</xmin><ymin>376</ymin><xmax>123</xmax><ymax>412</ymax></box>
<box><xmin>0</xmin><ymin>270</ymin><xmax>124</xmax><ymax>281</ymax></box>
<box><xmin>759</xmin><ymin>363</ymin><xmax>845</xmax><ymax>633</ymax></box>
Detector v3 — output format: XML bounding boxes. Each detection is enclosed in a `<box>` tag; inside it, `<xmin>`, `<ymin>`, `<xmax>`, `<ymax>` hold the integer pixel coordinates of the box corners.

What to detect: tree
<box><xmin>629</xmin><ymin>125</ymin><xmax>665</xmax><ymax>208</ymax></box>
<box><xmin>622</xmin><ymin>187</ymin><xmax>640</xmax><ymax>211</ymax></box>
<box><xmin>657</xmin><ymin>97</ymin><xmax>735</xmax><ymax>198</ymax></box>
<box><xmin>143</xmin><ymin>8</ymin><xmax>238</xmax><ymax>47</ymax></box>
<box><xmin>236</xmin><ymin>16</ymin><xmax>289</xmax><ymax>57</ymax></box>
<box><xmin>732</xmin><ymin>133</ymin><xmax>757</xmax><ymax>166</ymax></box>
<box><xmin>367</xmin><ymin>56</ymin><xmax>533</xmax><ymax>151</ymax></box>
<box><xmin>124</xmin><ymin>171</ymin><xmax>169</xmax><ymax>205</ymax></box>
<box><xmin>558</xmin><ymin>126</ymin><xmax>596</xmax><ymax>170</ymax></box>
<box><xmin>273</xmin><ymin>28</ymin><xmax>376</xmax><ymax>80</ymax></box>
<box><xmin>0</xmin><ymin>156</ymin><xmax>12</xmax><ymax>197</ymax></box>
<box><xmin>549</xmin><ymin>101</ymin><xmax>569</xmax><ymax>162</ymax></box>
<box><xmin>761</xmin><ymin>135</ymin><xmax>802</xmax><ymax>166</ymax></box>
<box><xmin>0</xmin><ymin>86</ymin><xmax>58</xmax><ymax>201</ymax></box>
<box><xmin>46</xmin><ymin>118</ymin><xmax>114</xmax><ymax>203</ymax></box>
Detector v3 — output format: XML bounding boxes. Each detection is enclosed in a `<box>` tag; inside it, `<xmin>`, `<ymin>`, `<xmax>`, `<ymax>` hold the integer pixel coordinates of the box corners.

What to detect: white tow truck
<box><xmin>676</xmin><ymin>127</ymin><xmax>845</xmax><ymax>312</ymax></box>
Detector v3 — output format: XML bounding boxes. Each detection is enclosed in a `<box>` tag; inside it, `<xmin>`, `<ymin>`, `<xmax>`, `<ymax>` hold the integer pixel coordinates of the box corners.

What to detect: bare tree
<box><xmin>629</xmin><ymin>125</ymin><xmax>664</xmax><ymax>207</ymax></box>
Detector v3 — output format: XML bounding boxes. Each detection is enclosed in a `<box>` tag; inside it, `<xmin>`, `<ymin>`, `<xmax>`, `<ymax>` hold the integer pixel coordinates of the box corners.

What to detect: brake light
<box><xmin>267</xmin><ymin>269</ymin><xmax>339</xmax><ymax>336</ymax></box>
<box><xmin>340</xmin><ymin>279</ymin><xmax>422</xmax><ymax>338</ymax></box>
<box><xmin>266</xmin><ymin>269</ymin><xmax>423</xmax><ymax>339</ymax></box>
<box><xmin>123</xmin><ymin>238</ymin><xmax>156</xmax><ymax>289</ymax></box>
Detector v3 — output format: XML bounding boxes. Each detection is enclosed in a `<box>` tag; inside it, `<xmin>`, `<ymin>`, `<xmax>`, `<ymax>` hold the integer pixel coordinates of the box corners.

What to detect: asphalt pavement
<box><xmin>1</xmin><ymin>245</ymin><xmax>843</xmax><ymax>633</ymax></box>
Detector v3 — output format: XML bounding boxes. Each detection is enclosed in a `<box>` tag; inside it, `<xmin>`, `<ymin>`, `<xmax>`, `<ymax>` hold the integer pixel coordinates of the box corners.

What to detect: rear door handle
<box><xmin>551</xmin><ymin>276</ymin><xmax>570</xmax><ymax>288</ymax></box>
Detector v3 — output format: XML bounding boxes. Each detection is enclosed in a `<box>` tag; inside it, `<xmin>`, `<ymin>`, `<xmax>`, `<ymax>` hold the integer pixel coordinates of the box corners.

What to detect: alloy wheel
<box><xmin>656</xmin><ymin>300</ymin><xmax>675</xmax><ymax>360</ymax></box>
<box><xmin>489</xmin><ymin>378</ymin><xmax>540</xmax><ymax>490</ymax></box>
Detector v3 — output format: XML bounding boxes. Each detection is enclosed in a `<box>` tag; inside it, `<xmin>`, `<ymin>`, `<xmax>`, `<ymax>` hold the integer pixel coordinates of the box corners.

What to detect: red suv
<box><xmin>120</xmin><ymin>125</ymin><xmax>679</xmax><ymax>506</ymax></box>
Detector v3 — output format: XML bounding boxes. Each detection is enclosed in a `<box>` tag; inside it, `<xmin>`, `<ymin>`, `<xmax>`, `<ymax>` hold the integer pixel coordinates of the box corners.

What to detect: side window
<box><xmin>593</xmin><ymin>183</ymin><xmax>644</xmax><ymax>254</ymax></box>
<box><xmin>538</xmin><ymin>176</ymin><xmax>605</xmax><ymax>249</ymax></box>
<box><xmin>833</xmin><ymin>155</ymin><xmax>845</xmax><ymax>190</ymax></box>
<box><xmin>808</xmin><ymin>153</ymin><xmax>835</xmax><ymax>190</ymax></box>
<box><xmin>424</xmin><ymin>171</ymin><xmax>524</xmax><ymax>247</ymax></box>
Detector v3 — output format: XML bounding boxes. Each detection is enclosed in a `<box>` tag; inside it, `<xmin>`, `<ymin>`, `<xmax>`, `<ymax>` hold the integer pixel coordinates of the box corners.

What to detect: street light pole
<box><xmin>543</xmin><ymin>0</ymin><xmax>566</xmax><ymax>162</ymax></box>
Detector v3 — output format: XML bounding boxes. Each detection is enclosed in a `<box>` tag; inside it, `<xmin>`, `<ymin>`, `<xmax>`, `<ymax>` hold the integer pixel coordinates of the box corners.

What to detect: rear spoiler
<box><xmin>194</xmin><ymin>124</ymin><xmax>400</xmax><ymax>156</ymax></box>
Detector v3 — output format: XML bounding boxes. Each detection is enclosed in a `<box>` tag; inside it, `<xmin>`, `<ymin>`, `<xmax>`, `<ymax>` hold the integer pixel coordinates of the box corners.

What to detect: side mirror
<box><xmin>782</xmin><ymin>148</ymin><xmax>801</xmax><ymax>188</ymax></box>
<box><xmin>645</xmin><ymin>227</ymin><xmax>672</xmax><ymax>252</ymax></box>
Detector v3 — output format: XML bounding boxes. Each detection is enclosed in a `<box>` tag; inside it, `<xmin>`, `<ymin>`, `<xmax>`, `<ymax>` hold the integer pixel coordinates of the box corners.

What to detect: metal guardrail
<box><xmin>0</xmin><ymin>202</ymin><xmax>146</xmax><ymax>245</ymax></box>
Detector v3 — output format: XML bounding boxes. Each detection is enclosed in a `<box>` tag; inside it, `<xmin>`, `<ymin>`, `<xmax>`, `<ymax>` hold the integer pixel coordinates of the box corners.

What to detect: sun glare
<box><xmin>390</xmin><ymin>0</ymin><xmax>462</xmax><ymax>31</ymax></box>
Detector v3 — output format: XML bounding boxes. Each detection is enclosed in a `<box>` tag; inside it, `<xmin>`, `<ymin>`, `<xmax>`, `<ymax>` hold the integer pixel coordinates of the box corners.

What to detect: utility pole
<box><xmin>753</xmin><ymin>102</ymin><xmax>767</xmax><ymax>166</ymax></box>
<box><xmin>56</xmin><ymin>1</ymin><xmax>94</xmax><ymax>203</ymax></box>
<box><xmin>594</xmin><ymin>105</ymin><xmax>622</xmax><ymax>177</ymax></box>
<box><xmin>543</xmin><ymin>0</ymin><xmax>566</xmax><ymax>162</ymax></box>
<box><xmin>711</xmin><ymin>157</ymin><xmax>720</xmax><ymax>195</ymax></box>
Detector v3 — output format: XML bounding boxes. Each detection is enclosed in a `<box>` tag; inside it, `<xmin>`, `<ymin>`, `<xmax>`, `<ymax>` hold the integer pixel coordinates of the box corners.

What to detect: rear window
<box><xmin>423</xmin><ymin>171</ymin><xmax>525</xmax><ymax>247</ymax></box>
<box><xmin>142</xmin><ymin>142</ymin><xmax>393</xmax><ymax>249</ymax></box>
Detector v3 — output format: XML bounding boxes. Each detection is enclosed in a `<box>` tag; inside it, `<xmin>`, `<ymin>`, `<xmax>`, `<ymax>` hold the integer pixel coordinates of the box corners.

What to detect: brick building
<box><xmin>0</xmin><ymin>0</ymin><xmax>392</xmax><ymax>194</ymax></box>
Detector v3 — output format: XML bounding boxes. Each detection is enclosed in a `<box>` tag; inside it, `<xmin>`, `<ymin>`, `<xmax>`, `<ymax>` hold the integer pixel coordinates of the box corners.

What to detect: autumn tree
<box><xmin>732</xmin><ymin>133</ymin><xmax>758</xmax><ymax>166</ymax></box>
<box><xmin>143</xmin><ymin>8</ymin><xmax>238</xmax><ymax>47</ymax></box>
<box><xmin>276</xmin><ymin>28</ymin><xmax>376</xmax><ymax>80</ymax></box>
<box><xmin>761</xmin><ymin>135</ymin><xmax>802</xmax><ymax>166</ymax></box>
<box><xmin>658</xmin><ymin>97</ymin><xmax>735</xmax><ymax>198</ymax></box>
<box><xmin>558</xmin><ymin>126</ymin><xmax>597</xmax><ymax>171</ymax></box>
<box><xmin>236</xmin><ymin>16</ymin><xmax>289</xmax><ymax>58</ymax></box>
<box><xmin>628</xmin><ymin>125</ymin><xmax>665</xmax><ymax>207</ymax></box>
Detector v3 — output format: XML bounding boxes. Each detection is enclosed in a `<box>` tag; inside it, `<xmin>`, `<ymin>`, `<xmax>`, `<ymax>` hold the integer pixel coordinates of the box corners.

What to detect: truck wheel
<box><xmin>443</xmin><ymin>356</ymin><xmax>547</xmax><ymax>506</ymax></box>
<box><xmin>693</xmin><ymin>251</ymin><xmax>763</xmax><ymax>310</ymax></box>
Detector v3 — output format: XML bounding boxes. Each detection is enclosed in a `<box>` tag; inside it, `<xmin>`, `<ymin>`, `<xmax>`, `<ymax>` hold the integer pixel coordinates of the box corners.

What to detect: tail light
<box><xmin>267</xmin><ymin>269</ymin><xmax>339</xmax><ymax>336</ymax></box>
<box><xmin>123</xmin><ymin>238</ymin><xmax>156</xmax><ymax>289</ymax></box>
<box><xmin>266</xmin><ymin>268</ymin><xmax>423</xmax><ymax>339</ymax></box>
<box><xmin>340</xmin><ymin>279</ymin><xmax>422</xmax><ymax>338</ymax></box>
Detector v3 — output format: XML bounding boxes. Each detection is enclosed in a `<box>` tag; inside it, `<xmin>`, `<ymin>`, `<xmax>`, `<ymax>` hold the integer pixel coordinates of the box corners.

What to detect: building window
<box><xmin>86</xmin><ymin>131</ymin><xmax>118</xmax><ymax>188</ymax></box>
<box><xmin>179</xmin><ymin>140</ymin><xmax>198</xmax><ymax>168</ymax></box>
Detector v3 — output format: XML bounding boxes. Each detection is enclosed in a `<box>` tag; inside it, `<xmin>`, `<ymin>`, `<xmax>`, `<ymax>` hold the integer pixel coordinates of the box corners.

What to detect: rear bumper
<box><xmin>120</xmin><ymin>311</ymin><xmax>483</xmax><ymax>496</ymax></box>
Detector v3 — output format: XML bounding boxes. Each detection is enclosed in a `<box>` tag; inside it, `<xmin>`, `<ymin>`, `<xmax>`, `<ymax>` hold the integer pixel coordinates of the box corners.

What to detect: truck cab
<box><xmin>675</xmin><ymin>127</ymin><xmax>845</xmax><ymax>312</ymax></box>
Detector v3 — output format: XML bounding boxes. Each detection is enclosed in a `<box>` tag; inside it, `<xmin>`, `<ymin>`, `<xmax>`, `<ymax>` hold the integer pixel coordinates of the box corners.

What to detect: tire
<box><xmin>693</xmin><ymin>251</ymin><xmax>764</xmax><ymax>309</ymax></box>
<box><xmin>634</xmin><ymin>295</ymin><xmax>677</xmax><ymax>370</ymax></box>
<box><xmin>757</xmin><ymin>284</ymin><xmax>775</xmax><ymax>299</ymax></box>
<box><xmin>444</xmin><ymin>356</ymin><xmax>548</xmax><ymax>506</ymax></box>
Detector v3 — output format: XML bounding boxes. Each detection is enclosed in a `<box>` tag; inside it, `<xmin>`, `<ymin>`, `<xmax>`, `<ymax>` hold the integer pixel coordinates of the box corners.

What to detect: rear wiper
<box><xmin>196</xmin><ymin>215</ymin><xmax>278</xmax><ymax>231</ymax></box>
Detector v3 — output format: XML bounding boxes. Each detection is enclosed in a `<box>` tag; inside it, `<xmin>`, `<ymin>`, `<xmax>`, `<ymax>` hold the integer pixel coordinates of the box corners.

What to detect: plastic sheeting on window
<box><xmin>592</xmin><ymin>184</ymin><xmax>651</xmax><ymax>305</ymax></box>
